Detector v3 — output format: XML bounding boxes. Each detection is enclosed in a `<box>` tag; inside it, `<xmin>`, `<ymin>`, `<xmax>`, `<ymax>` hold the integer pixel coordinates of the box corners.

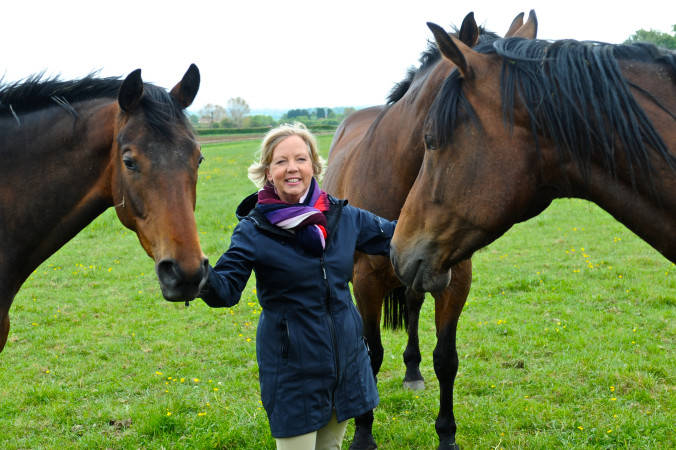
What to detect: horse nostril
<box><xmin>156</xmin><ymin>257</ymin><xmax>209</xmax><ymax>290</ymax></box>
<box><xmin>157</xmin><ymin>259</ymin><xmax>181</xmax><ymax>289</ymax></box>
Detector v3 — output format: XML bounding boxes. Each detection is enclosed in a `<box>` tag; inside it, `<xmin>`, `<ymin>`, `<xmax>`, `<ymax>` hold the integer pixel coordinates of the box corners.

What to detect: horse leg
<box><xmin>349</xmin><ymin>256</ymin><xmax>394</xmax><ymax>450</ymax></box>
<box><xmin>0</xmin><ymin>304</ymin><xmax>10</xmax><ymax>354</ymax></box>
<box><xmin>402</xmin><ymin>288</ymin><xmax>425</xmax><ymax>390</ymax></box>
<box><xmin>432</xmin><ymin>259</ymin><xmax>472</xmax><ymax>450</ymax></box>
<box><xmin>0</xmin><ymin>282</ymin><xmax>18</xmax><ymax>354</ymax></box>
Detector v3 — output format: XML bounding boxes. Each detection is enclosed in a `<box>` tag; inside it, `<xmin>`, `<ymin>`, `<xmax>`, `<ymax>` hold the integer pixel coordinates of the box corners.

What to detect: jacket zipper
<box><xmin>320</xmin><ymin>257</ymin><xmax>340</xmax><ymax>381</ymax></box>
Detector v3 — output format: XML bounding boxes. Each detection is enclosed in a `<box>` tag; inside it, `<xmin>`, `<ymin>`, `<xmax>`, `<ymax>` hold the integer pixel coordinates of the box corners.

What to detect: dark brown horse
<box><xmin>323</xmin><ymin>12</ymin><xmax>537</xmax><ymax>450</ymax></box>
<box><xmin>0</xmin><ymin>65</ymin><xmax>209</xmax><ymax>354</ymax></box>
<box><xmin>391</xmin><ymin>28</ymin><xmax>676</xmax><ymax>292</ymax></box>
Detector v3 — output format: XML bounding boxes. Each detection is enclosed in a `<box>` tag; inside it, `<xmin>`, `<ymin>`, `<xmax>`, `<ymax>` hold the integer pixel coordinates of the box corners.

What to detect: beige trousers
<box><xmin>275</xmin><ymin>412</ymin><xmax>348</xmax><ymax>450</ymax></box>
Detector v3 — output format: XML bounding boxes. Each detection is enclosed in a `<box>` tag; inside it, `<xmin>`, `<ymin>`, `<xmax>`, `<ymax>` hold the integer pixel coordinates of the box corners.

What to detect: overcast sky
<box><xmin>2</xmin><ymin>1</ymin><xmax>674</xmax><ymax>112</ymax></box>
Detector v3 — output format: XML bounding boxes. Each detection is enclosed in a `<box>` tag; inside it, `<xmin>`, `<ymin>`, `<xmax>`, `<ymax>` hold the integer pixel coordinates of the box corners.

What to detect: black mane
<box><xmin>387</xmin><ymin>40</ymin><xmax>442</xmax><ymax>104</ymax></box>
<box><xmin>429</xmin><ymin>37</ymin><xmax>676</xmax><ymax>187</ymax></box>
<box><xmin>0</xmin><ymin>73</ymin><xmax>190</xmax><ymax>135</ymax></box>
<box><xmin>387</xmin><ymin>26</ymin><xmax>499</xmax><ymax>105</ymax></box>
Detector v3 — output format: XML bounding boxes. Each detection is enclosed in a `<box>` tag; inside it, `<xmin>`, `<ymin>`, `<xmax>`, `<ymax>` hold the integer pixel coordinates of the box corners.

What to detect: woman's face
<box><xmin>266</xmin><ymin>135</ymin><xmax>314</xmax><ymax>204</ymax></box>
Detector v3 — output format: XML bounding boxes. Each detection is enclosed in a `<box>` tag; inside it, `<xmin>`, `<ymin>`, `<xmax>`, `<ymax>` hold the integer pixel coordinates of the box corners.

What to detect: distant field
<box><xmin>0</xmin><ymin>135</ymin><xmax>673</xmax><ymax>449</ymax></box>
<box><xmin>195</xmin><ymin>126</ymin><xmax>336</xmax><ymax>144</ymax></box>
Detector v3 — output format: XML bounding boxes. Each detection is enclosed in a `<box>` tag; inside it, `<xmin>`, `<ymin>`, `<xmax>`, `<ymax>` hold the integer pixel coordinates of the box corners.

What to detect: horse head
<box><xmin>391</xmin><ymin>12</ymin><xmax>539</xmax><ymax>293</ymax></box>
<box><xmin>111</xmin><ymin>65</ymin><xmax>208</xmax><ymax>301</ymax></box>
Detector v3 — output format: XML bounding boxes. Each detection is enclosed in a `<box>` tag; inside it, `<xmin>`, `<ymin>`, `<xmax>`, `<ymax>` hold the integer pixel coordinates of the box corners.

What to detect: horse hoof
<box><xmin>349</xmin><ymin>441</ymin><xmax>377</xmax><ymax>450</ymax></box>
<box><xmin>349</xmin><ymin>428</ymin><xmax>378</xmax><ymax>450</ymax></box>
<box><xmin>403</xmin><ymin>379</ymin><xmax>425</xmax><ymax>390</ymax></box>
<box><xmin>438</xmin><ymin>439</ymin><xmax>460</xmax><ymax>450</ymax></box>
<box><xmin>349</xmin><ymin>444</ymin><xmax>377</xmax><ymax>450</ymax></box>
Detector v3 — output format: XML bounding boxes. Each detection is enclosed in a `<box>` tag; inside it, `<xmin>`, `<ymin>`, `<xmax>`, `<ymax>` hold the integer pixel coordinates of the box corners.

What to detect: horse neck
<box><xmin>406</xmin><ymin>59</ymin><xmax>455</xmax><ymax>119</ymax></box>
<box><xmin>0</xmin><ymin>100</ymin><xmax>118</xmax><ymax>286</ymax></box>
<box><xmin>360</xmin><ymin>60</ymin><xmax>454</xmax><ymax>212</ymax></box>
<box><xmin>549</xmin><ymin>148</ymin><xmax>676</xmax><ymax>262</ymax></box>
<box><xmin>542</xmin><ymin>54</ymin><xmax>676</xmax><ymax>260</ymax></box>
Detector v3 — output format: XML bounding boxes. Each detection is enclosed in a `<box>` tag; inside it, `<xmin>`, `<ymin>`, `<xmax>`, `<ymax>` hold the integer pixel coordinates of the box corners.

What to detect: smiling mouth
<box><xmin>286</xmin><ymin>178</ymin><xmax>301</xmax><ymax>183</ymax></box>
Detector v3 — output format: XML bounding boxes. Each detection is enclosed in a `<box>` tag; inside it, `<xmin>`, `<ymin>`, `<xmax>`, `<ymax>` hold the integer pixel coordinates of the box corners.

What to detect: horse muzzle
<box><xmin>390</xmin><ymin>243</ymin><xmax>451</xmax><ymax>293</ymax></box>
<box><xmin>156</xmin><ymin>257</ymin><xmax>209</xmax><ymax>302</ymax></box>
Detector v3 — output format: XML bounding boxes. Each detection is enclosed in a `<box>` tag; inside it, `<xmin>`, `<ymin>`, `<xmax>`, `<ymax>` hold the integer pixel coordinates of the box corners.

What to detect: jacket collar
<box><xmin>236</xmin><ymin>192</ymin><xmax>259</xmax><ymax>220</ymax></box>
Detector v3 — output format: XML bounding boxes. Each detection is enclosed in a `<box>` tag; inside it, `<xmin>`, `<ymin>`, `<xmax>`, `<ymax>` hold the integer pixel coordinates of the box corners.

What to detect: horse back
<box><xmin>323</xmin><ymin>106</ymin><xmax>385</xmax><ymax>200</ymax></box>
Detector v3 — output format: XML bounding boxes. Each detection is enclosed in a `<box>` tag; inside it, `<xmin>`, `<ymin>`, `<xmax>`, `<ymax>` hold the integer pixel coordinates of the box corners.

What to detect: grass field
<box><xmin>0</xmin><ymin>135</ymin><xmax>673</xmax><ymax>449</ymax></box>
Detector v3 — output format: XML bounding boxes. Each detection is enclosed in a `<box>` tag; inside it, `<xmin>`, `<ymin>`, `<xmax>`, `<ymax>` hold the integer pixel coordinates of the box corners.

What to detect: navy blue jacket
<box><xmin>200</xmin><ymin>192</ymin><xmax>396</xmax><ymax>438</ymax></box>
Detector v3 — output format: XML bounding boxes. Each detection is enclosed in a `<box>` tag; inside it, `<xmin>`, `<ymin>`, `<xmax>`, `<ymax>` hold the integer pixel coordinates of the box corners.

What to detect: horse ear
<box><xmin>457</xmin><ymin>12</ymin><xmax>479</xmax><ymax>47</ymax></box>
<box><xmin>118</xmin><ymin>69</ymin><xmax>144</xmax><ymax>113</ymax></box>
<box><xmin>504</xmin><ymin>12</ymin><xmax>525</xmax><ymax>37</ymax></box>
<box><xmin>427</xmin><ymin>22</ymin><xmax>473</xmax><ymax>78</ymax></box>
<box><xmin>170</xmin><ymin>64</ymin><xmax>200</xmax><ymax>109</ymax></box>
<box><xmin>511</xmin><ymin>10</ymin><xmax>538</xmax><ymax>39</ymax></box>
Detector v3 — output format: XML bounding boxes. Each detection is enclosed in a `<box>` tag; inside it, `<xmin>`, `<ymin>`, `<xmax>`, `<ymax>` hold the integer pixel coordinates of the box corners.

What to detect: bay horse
<box><xmin>391</xmin><ymin>28</ymin><xmax>676</xmax><ymax>292</ymax></box>
<box><xmin>323</xmin><ymin>11</ymin><xmax>537</xmax><ymax>450</ymax></box>
<box><xmin>0</xmin><ymin>65</ymin><xmax>209</xmax><ymax>354</ymax></box>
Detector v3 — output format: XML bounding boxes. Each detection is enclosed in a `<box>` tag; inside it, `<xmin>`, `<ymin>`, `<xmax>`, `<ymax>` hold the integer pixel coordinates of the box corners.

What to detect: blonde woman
<box><xmin>199</xmin><ymin>122</ymin><xmax>396</xmax><ymax>449</ymax></box>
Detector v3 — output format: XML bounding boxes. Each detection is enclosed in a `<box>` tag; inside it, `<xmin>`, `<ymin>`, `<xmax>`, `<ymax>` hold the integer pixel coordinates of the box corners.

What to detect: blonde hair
<box><xmin>248</xmin><ymin>122</ymin><xmax>325</xmax><ymax>188</ymax></box>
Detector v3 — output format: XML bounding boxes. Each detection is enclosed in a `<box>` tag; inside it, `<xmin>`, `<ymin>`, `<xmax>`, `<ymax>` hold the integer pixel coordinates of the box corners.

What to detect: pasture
<box><xmin>0</xmin><ymin>135</ymin><xmax>673</xmax><ymax>448</ymax></box>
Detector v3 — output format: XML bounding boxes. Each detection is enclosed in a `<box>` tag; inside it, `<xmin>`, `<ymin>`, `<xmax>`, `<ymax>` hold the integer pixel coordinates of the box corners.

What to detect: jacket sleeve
<box><xmin>199</xmin><ymin>221</ymin><xmax>256</xmax><ymax>308</ymax></box>
<box><xmin>350</xmin><ymin>205</ymin><xmax>397</xmax><ymax>257</ymax></box>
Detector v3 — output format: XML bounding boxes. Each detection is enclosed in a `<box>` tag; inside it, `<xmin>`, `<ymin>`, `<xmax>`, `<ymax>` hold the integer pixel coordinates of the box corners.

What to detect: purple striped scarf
<box><xmin>256</xmin><ymin>178</ymin><xmax>329</xmax><ymax>255</ymax></box>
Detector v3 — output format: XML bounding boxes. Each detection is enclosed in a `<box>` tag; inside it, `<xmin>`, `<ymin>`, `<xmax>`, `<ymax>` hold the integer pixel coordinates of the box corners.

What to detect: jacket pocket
<box><xmin>362</xmin><ymin>335</ymin><xmax>373</xmax><ymax>360</ymax></box>
<box><xmin>280</xmin><ymin>318</ymin><xmax>289</xmax><ymax>365</ymax></box>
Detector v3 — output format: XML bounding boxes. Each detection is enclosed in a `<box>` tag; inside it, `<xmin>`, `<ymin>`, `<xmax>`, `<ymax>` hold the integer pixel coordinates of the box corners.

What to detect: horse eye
<box><xmin>424</xmin><ymin>134</ymin><xmax>438</xmax><ymax>151</ymax></box>
<box><xmin>198</xmin><ymin>155</ymin><xmax>205</xmax><ymax>166</ymax></box>
<box><xmin>123</xmin><ymin>157</ymin><xmax>137</xmax><ymax>171</ymax></box>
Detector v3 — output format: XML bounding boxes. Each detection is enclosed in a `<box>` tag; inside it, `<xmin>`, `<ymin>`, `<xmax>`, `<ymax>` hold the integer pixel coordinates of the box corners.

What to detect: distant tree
<box><xmin>219</xmin><ymin>117</ymin><xmax>236</xmax><ymax>128</ymax></box>
<box><xmin>624</xmin><ymin>25</ymin><xmax>676</xmax><ymax>49</ymax></box>
<box><xmin>189</xmin><ymin>114</ymin><xmax>199</xmax><ymax>126</ymax></box>
<box><xmin>286</xmin><ymin>109</ymin><xmax>311</xmax><ymax>120</ymax></box>
<box><xmin>199</xmin><ymin>104</ymin><xmax>227</xmax><ymax>124</ymax></box>
<box><xmin>327</xmin><ymin>108</ymin><xmax>335</xmax><ymax>119</ymax></box>
<box><xmin>289</xmin><ymin>115</ymin><xmax>312</xmax><ymax>125</ymax></box>
<box><xmin>316</xmin><ymin>107</ymin><xmax>326</xmax><ymax>119</ymax></box>
<box><xmin>342</xmin><ymin>107</ymin><xmax>357</xmax><ymax>119</ymax></box>
<box><xmin>227</xmin><ymin>97</ymin><xmax>251</xmax><ymax>127</ymax></box>
<box><xmin>243</xmin><ymin>115</ymin><xmax>276</xmax><ymax>127</ymax></box>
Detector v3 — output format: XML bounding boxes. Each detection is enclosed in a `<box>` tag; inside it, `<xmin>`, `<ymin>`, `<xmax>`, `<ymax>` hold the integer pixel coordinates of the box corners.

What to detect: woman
<box><xmin>199</xmin><ymin>122</ymin><xmax>396</xmax><ymax>449</ymax></box>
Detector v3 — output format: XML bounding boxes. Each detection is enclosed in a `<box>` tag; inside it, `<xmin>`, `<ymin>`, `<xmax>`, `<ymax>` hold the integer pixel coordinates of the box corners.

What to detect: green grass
<box><xmin>0</xmin><ymin>135</ymin><xmax>673</xmax><ymax>449</ymax></box>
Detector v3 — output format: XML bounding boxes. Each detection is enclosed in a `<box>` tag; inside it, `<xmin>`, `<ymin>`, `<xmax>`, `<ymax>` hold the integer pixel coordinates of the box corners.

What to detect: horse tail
<box><xmin>383</xmin><ymin>286</ymin><xmax>408</xmax><ymax>331</ymax></box>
